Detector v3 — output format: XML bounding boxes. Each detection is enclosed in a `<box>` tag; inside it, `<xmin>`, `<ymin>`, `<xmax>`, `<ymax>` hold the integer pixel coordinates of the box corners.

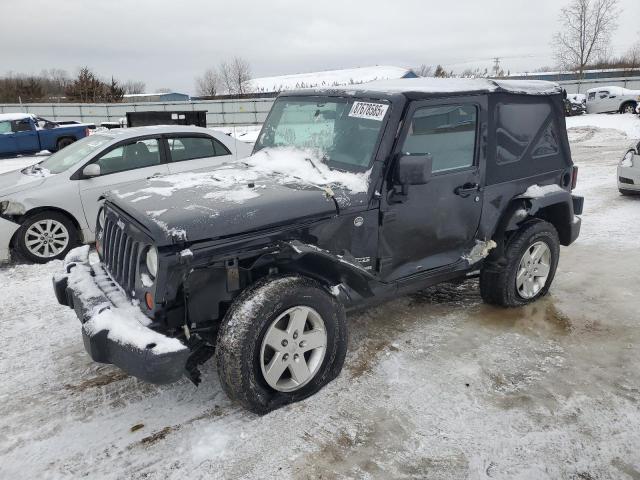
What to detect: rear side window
<box><xmin>486</xmin><ymin>98</ymin><xmax>565</xmax><ymax>185</ymax></box>
<box><xmin>168</xmin><ymin>136</ymin><xmax>230</xmax><ymax>162</ymax></box>
<box><xmin>598</xmin><ymin>90</ymin><xmax>609</xmax><ymax>99</ymax></box>
<box><xmin>402</xmin><ymin>105</ymin><xmax>477</xmax><ymax>173</ymax></box>
<box><xmin>12</xmin><ymin>119</ymin><xmax>33</xmax><ymax>133</ymax></box>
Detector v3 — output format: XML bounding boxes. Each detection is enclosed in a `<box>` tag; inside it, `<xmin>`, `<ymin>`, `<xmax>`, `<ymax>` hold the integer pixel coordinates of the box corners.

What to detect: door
<box><xmin>0</xmin><ymin>120</ymin><xmax>17</xmax><ymax>155</ymax></box>
<box><xmin>12</xmin><ymin>118</ymin><xmax>40</xmax><ymax>153</ymax></box>
<box><xmin>78</xmin><ymin>137</ymin><xmax>169</xmax><ymax>232</ymax></box>
<box><xmin>597</xmin><ymin>90</ymin><xmax>612</xmax><ymax>112</ymax></box>
<box><xmin>165</xmin><ymin>135</ymin><xmax>233</xmax><ymax>173</ymax></box>
<box><xmin>379</xmin><ymin>99</ymin><xmax>484</xmax><ymax>281</ymax></box>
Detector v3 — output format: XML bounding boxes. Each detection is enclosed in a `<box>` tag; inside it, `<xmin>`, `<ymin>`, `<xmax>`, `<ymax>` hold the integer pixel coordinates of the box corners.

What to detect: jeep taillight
<box><xmin>571</xmin><ymin>166</ymin><xmax>578</xmax><ymax>190</ymax></box>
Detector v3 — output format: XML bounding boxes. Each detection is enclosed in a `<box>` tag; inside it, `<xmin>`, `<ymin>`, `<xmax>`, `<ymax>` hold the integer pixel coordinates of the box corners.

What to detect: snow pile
<box><xmin>250</xmin><ymin>65</ymin><xmax>413</xmax><ymax>92</ymax></box>
<box><xmin>566</xmin><ymin>114</ymin><xmax>640</xmax><ymax>139</ymax></box>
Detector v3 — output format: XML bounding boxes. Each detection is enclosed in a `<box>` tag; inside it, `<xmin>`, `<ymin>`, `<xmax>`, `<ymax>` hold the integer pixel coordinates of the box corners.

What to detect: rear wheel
<box><xmin>215</xmin><ymin>275</ymin><xmax>347</xmax><ymax>414</ymax></box>
<box><xmin>14</xmin><ymin>211</ymin><xmax>79</xmax><ymax>263</ymax></box>
<box><xmin>56</xmin><ymin>137</ymin><xmax>75</xmax><ymax>150</ymax></box>
<box><xmin>480</xmin><ymin>220</ymin><xmax>560</xmax><ymax>307</ymax></box>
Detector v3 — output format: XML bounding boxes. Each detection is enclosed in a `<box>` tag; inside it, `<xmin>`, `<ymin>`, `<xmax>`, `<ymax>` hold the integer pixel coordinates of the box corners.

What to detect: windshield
<box><xmin>37</xmin><ymin>135</ymin><xmax>113</xmax><ymax>174</ymax></box>
<box><xmin>254</xmin><ymin>97</ymin><xmax>389</xmax><ymax>172</ymax></box>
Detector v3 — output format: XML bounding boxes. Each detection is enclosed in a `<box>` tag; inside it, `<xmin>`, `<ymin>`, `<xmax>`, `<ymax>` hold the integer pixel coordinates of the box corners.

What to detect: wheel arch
<box><xmin>10</xmin><ymin>206</ymin><xmax>83</xmax><ymax>247</ymax></box>
<box><xmin>619</xmin><ymin>100</ymin><xmax>638</xmax><ymax>113</ymax></box>
<box><xmin>491</xmin><ymin>192</ymin><xmax>575</xmax><ymax>253</ymax></box>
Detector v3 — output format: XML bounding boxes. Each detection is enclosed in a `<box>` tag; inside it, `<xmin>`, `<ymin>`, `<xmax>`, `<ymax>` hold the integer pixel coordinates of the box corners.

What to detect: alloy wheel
<box><xmin>24</xmin><ymin>219</ymin><xmax>70</xmax><ymax>258</ymax></box>
<box><xmin>516</xmin><ymin>241</ymin><xmax>551</xmax><ymax>299</ymax></box>
<box><xmin>260</xmin><ymin>306</ymin><xmax>327</xmax><ymax>392</ymax></box>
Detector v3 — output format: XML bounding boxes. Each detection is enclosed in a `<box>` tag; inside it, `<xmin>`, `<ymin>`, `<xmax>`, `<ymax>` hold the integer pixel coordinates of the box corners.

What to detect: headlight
<box><xmin>620</xmin><ymin>150</ymin><xmax>634</xmax><ymax>168</ymax></box>
<box><xmin>145</xmin><ymin>246</ymin><xmax>158</xmax><ymax>279</ymax></box>
<box><xmin>98</xmin><ymin>208</ymin><xmax>106</xmax><ymax>229</ymax></box>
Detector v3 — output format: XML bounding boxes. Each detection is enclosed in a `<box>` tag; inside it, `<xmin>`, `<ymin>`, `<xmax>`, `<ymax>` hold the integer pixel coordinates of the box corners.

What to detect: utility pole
<box><xmin>492</xmin><ymin>57</ymin><xmax>501</xmax><ymax>77</ymax></box>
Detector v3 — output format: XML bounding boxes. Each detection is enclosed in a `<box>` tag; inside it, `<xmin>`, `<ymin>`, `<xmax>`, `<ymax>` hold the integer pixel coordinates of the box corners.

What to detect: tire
<box><xmin>56</xmin><ymin>137</ymin><xmax>75</xmax><ymax>150</ymax></box>
<box><xmin>215</xmin><ymin>275</ymin><xmax>347</xmax><ymax>414</ymax></box>
<box><xmin>14</xmin><ymin>211</ymin><xmax>79</xmax><ymax>263</ymax></box>
<box><xmin>480</xmin><ymin>220</ymin><xmax>560</xmax><ymax>307</ymax></box>
<box><xmin>620</xmin><ymin>102</ymin><xmax>637</xmax><ymax>114</ymax></box>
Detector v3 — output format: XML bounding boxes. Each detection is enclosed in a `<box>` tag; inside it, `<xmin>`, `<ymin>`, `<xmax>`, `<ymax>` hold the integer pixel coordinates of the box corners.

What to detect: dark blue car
<box><xmin>0</xmin><ymin>113</ymin><xmax>90</xmax><ymax>157</ymax></box>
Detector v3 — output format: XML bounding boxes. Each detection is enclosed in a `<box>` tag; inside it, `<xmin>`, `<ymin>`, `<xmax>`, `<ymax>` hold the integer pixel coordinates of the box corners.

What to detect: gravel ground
<box><xmin>0</xmin><ymin>119</ymin><xmax>639</xmax><ymax>479</ymax></box>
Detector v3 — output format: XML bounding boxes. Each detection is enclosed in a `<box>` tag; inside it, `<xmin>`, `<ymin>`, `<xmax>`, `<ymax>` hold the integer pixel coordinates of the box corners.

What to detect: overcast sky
<box><xmin>2</xmin><ymin>0</ymin><xmax>639</xmax><ymax>94</ymax></box>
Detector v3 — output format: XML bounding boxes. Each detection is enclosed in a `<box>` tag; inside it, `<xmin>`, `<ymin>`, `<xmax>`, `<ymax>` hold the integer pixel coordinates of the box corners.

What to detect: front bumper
<box><xmin>0</xmin><ymin>217</ymin><xmax>20</xmax><ymax>262</ymax></box>
<box><xmin>53</xmin><ymin>246</ymin><xmax>190</xmax><ymax>384</ymax></box>
<box><xmin>617</xmin><ymin>166</ymin><xmax>640</xmax><ymax>192</ymax></box>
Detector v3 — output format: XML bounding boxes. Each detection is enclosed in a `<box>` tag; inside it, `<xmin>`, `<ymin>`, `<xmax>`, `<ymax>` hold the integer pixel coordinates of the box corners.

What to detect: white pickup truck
<box><xmin>585</xmin><ymin>86</ymin><xmax>640</xmax><ymax>114</ymax></box>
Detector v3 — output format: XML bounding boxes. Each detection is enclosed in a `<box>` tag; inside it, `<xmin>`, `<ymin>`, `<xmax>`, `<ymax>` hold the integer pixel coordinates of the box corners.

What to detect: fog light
<box><xmin>145</xmin><ymin>292</ymin><xmax>154</xmax><ymax>310</ymax></box>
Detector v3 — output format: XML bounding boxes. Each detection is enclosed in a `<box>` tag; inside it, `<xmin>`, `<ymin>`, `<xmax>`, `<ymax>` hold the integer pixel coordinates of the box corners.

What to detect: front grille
<box><xmin>102</xmin><ymin>216</ymin><xmax>143</xmax><ymax>294</ymax></box>
<box><xmin>619</xmin><ymin>176</ymin><xmax>634</xmax><ymax>185</ymax></box>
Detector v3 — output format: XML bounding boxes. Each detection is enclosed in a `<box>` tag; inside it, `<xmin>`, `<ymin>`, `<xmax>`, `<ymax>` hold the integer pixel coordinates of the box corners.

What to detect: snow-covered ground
<box><xmin>1</xmin><ymin>115</ymin><xmax>640</xmax><ymax>479</ymax></box>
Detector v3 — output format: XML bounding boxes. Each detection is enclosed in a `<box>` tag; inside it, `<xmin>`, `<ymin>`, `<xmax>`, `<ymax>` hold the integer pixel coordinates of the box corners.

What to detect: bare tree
<box><xmin>196</xmin><ymin>68</ymin><xmax>221</xmax><ymax>97</ymax></box>
<box><xmin>414</xmin><ymin>64</ymin><xmax>433</xmax><ymax>77</ymax></box>
<box><xmin>123</xmin><ymin>80</ymin><xmax>146</xmax><ymax>94</ymax></box>
<box><xmin>219</xmin><ymin>57</ymin><xmax>252</xmax><ymax>95</ymax></box>
<box><xmin>553</xmin><ymin>0</ymin><xmax>620</xmax><ymax>78</ymax></box>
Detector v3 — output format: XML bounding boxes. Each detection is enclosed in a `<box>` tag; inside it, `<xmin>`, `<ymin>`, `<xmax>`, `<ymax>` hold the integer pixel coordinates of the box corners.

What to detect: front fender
<box><xmin>278</xmin><ymin>240</ymin><xmax>377</xmax><ymax>299</ymax></box>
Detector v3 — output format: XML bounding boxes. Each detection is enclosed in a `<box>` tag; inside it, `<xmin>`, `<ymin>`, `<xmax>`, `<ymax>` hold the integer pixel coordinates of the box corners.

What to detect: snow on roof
<box><xmin>250</xmin><ymin>66</ymin><xmax>415</xmax><ymax>93</ymax></box>
<box><xmin>317</xmin><ymin>77</ymin><xmax>562</xmax><ymax>96</ymax></box>
<box><xmin>0</xmin><ymin>112</ymin><xmax>33</xmax><ymax>122</ymax></box>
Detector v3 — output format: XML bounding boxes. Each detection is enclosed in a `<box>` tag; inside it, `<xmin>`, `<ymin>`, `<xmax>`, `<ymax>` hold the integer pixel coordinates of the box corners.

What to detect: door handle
<box><xmin>454</xmin><ymin>183</ymin><xmax>479</xmax><ymax>197</ymax></box>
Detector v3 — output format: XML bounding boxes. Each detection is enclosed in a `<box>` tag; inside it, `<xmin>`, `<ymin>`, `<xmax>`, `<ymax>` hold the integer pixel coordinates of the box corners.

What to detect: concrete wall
<box><xmin>0</xmin><ymin>98</ymin><xmax>275</xmax><ymax>128</ymax></box>
<box><xmin>558</xmin><ymin>76</ymin><xmax>640</xmax><ymax>94</ymax></box>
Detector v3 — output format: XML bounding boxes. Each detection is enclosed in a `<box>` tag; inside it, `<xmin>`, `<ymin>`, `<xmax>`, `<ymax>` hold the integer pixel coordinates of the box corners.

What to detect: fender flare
<box><xmin>276</xmin><ymin>240</ymin><xmax>377</xmax><ymax>299</ymax></box>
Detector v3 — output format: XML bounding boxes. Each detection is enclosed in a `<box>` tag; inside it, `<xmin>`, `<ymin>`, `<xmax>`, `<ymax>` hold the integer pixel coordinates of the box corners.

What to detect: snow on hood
<box><xmin>118</xmin><ymin>147</ymin><xmax>370</xmax><ymax>200</ymax></box>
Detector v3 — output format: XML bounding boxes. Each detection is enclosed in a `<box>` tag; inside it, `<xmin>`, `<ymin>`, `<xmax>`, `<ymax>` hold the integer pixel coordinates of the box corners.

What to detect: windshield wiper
<box><xmin>305</xmin><ymin>157</ymin><xmax>323</xmax><ymax>175</ymax></box>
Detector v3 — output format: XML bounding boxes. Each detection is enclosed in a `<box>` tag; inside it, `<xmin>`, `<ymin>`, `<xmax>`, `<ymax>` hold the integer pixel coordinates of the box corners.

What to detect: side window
<box><xmin>0</xmin><ymin>121</ymin><xmax>11</xmax><ymax>134</ymax></box>
<box><xmin>588</xmin><ymin>92</ymin><xmax>596</xmax><ymax>101</ymax></box>
<box><xmin>598</xmin><ymin>90</ymin><xmax>609</xmax><ymax>99</ymax></box>
<box><xmin>496</xmin><ymin>102</ymin><xmax>554</xmax><ymax>165</ymax></box>
<box><xmin>95</xmin><ymin>139</ymin><xmax>160</xmax><ymax>175</ymax></box>
<box><xmin>402</xmin><ymin>105</ymin><xmax>477</xmax><ymax>173</ymax></box>
<box><xmin>168</xmin><ymin>136</ymin><xmax>229</xmax><ymax>162</ymax></box>
<box><xmin>12</xmin><ymin>119</ymin><xmax>33</xmax><ymax>133</ymax></box>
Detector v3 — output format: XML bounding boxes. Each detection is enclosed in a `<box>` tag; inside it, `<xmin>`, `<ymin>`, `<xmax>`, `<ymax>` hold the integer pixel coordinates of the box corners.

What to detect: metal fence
<box><xmin>2</xmin><ymin>76</ymin><xmax>640</xmax><ymax>127</ymax></box>
<box><xmin>0</xmin><ymin>98</ymin><xmax>275</xmax><ymax>128</ymax></box>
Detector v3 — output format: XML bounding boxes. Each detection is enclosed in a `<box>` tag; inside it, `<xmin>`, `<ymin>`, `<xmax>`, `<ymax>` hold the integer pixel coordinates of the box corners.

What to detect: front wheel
<box><xmin>480</xmin><ymin>220</ymin><xmax>560</xmax><ymax>307</ymax></box>
<box><xmin>621</xmin><ymin>102</ymin><xmax>637</xmax><ymax>114</ymax></box>
<box><xmin>215</xmin><ymin>275</ymin><xmax>347</xmax><ymax>414</ymax></box>
<box><xmin>14</xmin><ymin>211</ymin><xmax>79</xmax><ymax>263</ymax></box>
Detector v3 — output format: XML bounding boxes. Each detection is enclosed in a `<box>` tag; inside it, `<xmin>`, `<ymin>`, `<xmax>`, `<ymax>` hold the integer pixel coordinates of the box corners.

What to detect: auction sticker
<box><xmin>348</xmin><ymin>102</ymin><xmax>389</xmax><ymax>121</ymax></box>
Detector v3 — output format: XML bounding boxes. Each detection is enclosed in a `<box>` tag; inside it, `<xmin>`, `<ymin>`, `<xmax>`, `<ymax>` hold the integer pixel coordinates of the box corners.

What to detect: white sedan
<box><xmin>586</xmin><ymin>86</ymin><xmax>640</xmax><ymax>114</ymax></box>
<box><xmin>0</xmin><ymin>126</ymin><xmax>252</xmax><ymax>263</ymax></box>
<box><xmin>619</xmin><ymin>142</ymin><xmax>640</xmax><ymax>196</ymax></box>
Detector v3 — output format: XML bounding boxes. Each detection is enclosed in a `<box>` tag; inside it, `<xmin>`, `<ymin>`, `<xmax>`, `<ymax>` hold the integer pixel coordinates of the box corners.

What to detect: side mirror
<box><xmin>395</xmin><ymin>154</ymin><xmax>433</xmax><ymax>186</ymax></box>
<box><xmin>82</xmin><ymin>164</ymin><xmax>101</xmax><ymax>178</ymax></box>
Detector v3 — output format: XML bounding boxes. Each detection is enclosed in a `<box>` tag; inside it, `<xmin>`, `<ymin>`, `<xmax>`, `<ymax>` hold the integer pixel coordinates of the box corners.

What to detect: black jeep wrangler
<box><xmin>53</xmin><ymin>78</ymin><xmax>583</xmax><ymax>413</ymax></box>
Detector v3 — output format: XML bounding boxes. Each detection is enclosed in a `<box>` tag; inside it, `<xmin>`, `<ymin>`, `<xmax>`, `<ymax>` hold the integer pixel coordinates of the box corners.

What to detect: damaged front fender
<box><xmin>278</xmin><ymin>240</ymin><xmax>377</xmax><ymax>299</ymax></box>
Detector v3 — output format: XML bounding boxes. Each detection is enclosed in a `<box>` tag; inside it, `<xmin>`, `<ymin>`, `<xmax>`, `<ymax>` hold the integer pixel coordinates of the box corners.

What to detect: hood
<box><xmin>108</xmin><ymin>150</ymin><xmax>369</xmax><ymax>244</ymax></box>
<box><xmin>0</xmin><ymin>167</ymin><xmax>50</xmax><ymax>198</ymax></box>
<box><xmin>109</xmin><ymin>177</ymin><xmax>338</xmax><ymax>246</ymax></box>
<box><xmin>106</xmin><ymin>150</ymin><xmax>371</xmax><ymax>246</ymax></box>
